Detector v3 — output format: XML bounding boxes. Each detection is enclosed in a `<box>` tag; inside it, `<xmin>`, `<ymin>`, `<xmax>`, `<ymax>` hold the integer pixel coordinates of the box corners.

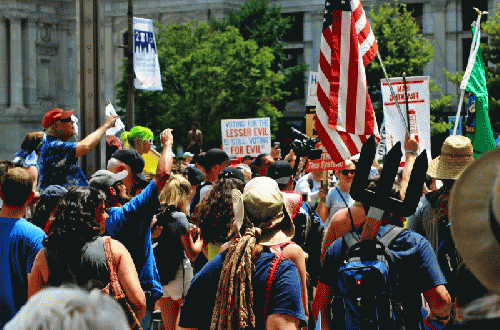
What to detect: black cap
<box><xmin>111</xmin><ymin>149</ymin><xmax>145</xmax><ymax>174</ymax></box>
<box><xmin>192</xmin><ymin>152</ymin><xmax>206</xmax><ymax>169</ymax></box>
<box><xmin>41</xmin><ymin>185</ymin><xmax>68</xmax><ymax>198</ymax></box>
<box><xmin>268</xmin><ymin>160</ymin><xmax>293</xmax><ymax>185</ymax></box>
<box><xmin>218</xmin><ymin>167</ymin><xmax>246</xmax><ymax>182</ymax></box>
<box><xmin>187</xmin><ymin>166</ymin><xmax>206</xmax><ymax>186</ymax></box>
<box><xmin>205</xmin><ymin>148</ymin><xmax>229</xmax><ymax>169</ymax></box>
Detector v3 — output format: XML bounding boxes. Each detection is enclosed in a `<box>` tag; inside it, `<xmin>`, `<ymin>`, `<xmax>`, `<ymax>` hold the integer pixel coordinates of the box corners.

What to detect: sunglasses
<box><xmin>341</xmin><ymin>169</ymin><xmax>356</xmax><ymax>175</ymax></box>
<box><xmin>145</xmin><ymin>138</ymin><xmax>153</xmax><ymax>144</ymax></box>
<box><xmin>59</xmin><ymin>117</ymin><xmax>73</xmax><ymax>123</ymax></box>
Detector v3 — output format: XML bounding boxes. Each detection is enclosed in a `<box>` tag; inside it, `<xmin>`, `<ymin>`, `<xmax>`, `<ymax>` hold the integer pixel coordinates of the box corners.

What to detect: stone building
<box><xmin>0</xmin><ymin>0</ymin><xmax>497</xmax><ymax>160</ymax></box>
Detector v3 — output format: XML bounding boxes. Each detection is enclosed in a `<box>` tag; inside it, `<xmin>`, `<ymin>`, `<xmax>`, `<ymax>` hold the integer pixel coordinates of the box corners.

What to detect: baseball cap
<box><xmin>183</xmin><ymin>151</ymin><xmax>195</xmax><ymax>158</ymax></box>
<box><xmin>89</xmin><ymin>170</ymin><xmax>128</xmax><ymax>192</ymax></box>
<box><xmin>205</xmin><ymin>149</ymin><xmax>229</xmax><ymax>168</ymax></box>
<box><xmin>187</xmin><ymin>166</ymin><xmax>206</xmax><ymax>186</ymax></box>
<box><xmin>218</xmin><ymin>167</ymin><xmax>246</xmax><ymax>182</ymax></box>
<box><xmin>111</xmin><ymin>149</ymin><xmax>147</xmax><ymax>182</ymax></box>
<box><xmin>41</xmin><ymin>185</ymin><xmax>68</xmax><ymax>199</ymax></box>
<box><xmin>42</xmin><ymin>108</ymin><xmax>75</xmax><ymax>128</ymax></box>
<box><xmin>268</xmin><ymin>160</ymin><xmax>293</xmax><ymax>185</ymax></box>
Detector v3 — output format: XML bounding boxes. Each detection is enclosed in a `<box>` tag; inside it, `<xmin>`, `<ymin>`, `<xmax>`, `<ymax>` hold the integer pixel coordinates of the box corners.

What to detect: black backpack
<box><xmin>334</xmin><ymin>226</ymin><xmax>412</xmax><ymax>330</ymax></box>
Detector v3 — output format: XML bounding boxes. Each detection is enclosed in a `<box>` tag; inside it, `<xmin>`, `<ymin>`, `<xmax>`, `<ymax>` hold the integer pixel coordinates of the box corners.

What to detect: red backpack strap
<box><xmin>101</xmin><ymin>236</ymin><xmax>125</xmax><ymax>299</ymax></box>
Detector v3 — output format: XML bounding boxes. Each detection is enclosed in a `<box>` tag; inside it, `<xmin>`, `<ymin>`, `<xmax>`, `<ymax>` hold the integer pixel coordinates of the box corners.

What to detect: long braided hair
<box><xmin>210</xmin><ymin>217</ymin><xmax>263</xmax><ymax>330</ymax></box>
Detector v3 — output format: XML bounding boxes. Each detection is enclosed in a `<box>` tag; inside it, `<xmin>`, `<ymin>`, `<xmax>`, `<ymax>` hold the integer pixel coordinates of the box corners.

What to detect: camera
<box><xmin>290</xmin><ymin>127</ymin><xmax>323</xmax><ymax>160</ymax></box>
<box><xmin>153</xmin><ymin>205</ymin><xmax>182</xmax><ymax>229</ymax></box>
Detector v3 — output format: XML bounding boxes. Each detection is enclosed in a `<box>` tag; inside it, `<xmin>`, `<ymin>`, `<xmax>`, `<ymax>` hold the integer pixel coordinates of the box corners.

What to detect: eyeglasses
<box><xmin>59</xmin><ymin>117</ymin><xmax>73</xmax><ymax>123</ymax></box>
<box><xmin>341</xmin><ymin>169</ymin><xmax>356</xmax><ymax>175</ymax></box>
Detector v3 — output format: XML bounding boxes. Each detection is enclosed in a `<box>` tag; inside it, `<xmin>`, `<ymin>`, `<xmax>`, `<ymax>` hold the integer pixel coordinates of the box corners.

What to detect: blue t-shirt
<box><xmin>106</xmin><ymin>180</ymin><xmax>162</xmax><ymax>299</ymax></box>
<box><xmin>319</xmin><ymin>225</ymin><xmax>447</xmax><ymax>326</ymax></box>
<box><xmin>38</xmin><ymin>135</ymin><xmax>88</xmax><ymax>191</ymax></box>
<box><xmin>0</xmin><ymin>217</ymin><xmax>46</xmax><ymax>328</ymax></box>
<box><xmin>179</xmin><ymin>250</ymin><xmax>307</xmax><ymax>329</ymax></box>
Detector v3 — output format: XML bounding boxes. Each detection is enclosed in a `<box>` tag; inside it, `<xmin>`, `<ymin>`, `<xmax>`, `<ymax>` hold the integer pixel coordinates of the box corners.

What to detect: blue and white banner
<box><xmin>133</xmin><ymin>17</ymin><xmax>163</xmax><ymax>91</ymax></box>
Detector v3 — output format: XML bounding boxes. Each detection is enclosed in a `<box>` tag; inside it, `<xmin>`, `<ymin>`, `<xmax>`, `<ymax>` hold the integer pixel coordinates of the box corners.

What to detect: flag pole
<box><xmin>453</xmin><ymin>8</ymin><xmax>486</xmax><ymax>135</ymax></box>
<box><xmin>376</xmin><ymin>51</ymin><xmax>411</xmax><ymax>136</ymax></box>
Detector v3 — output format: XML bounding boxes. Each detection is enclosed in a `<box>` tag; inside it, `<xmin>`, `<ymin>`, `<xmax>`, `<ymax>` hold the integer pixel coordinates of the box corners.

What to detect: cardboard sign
<box><xmin>380</xmin><ymin>76</ymin><xmax>431</xmax><ymax>164</ymax></box>
<box><xmin>133</xmin><ymin>17</ymin><xmax>163</xmax><ymax>91</ymax></box>
<box><xmin>221</xmin><ymin>118</ymin><xmax>271</xmax><ymax>157</ymax></box>
<box><xmin>305</xmin><ymin>142</ymin><xmax>345</xmax><ymax>172</ymax></box>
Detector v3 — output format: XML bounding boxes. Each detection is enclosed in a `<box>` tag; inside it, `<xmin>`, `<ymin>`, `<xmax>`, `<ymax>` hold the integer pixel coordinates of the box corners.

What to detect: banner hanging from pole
<box><xmin>381</xmin><ymin>76</ymin><xmax>431</xmax><ymax>164</ymax></box>
<box><xmin>133</xmin><ymin>17</ymin><xmax>163</xmax><ymax>91</ymax></box>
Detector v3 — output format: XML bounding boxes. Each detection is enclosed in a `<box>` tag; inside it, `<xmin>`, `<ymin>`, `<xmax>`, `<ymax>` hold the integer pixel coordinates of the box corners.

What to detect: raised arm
<box><xmin>400</xmin><ymin>133</ymin><xmax>419</xmax><ymax>200</ymax></box>
<box><xmin>76</xmin><ymin>115</ymin><xmax>119</xmax><ymax>158</ymax></box>
<box><xmin>154</xmin><ymin>129</ymin><xmax>174</xmax><ymax>193</ymax></box>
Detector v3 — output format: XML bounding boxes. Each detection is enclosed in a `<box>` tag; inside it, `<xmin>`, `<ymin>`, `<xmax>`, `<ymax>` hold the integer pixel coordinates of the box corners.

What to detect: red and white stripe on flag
<box><xmin>315</xmin><ymin>0</ymin><xmax>378</xmax><ymax>163</ymax></box>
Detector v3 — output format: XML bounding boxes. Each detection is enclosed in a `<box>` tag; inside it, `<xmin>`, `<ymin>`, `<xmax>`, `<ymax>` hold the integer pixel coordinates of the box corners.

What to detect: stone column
<box><xmin>433</xmin><ymin>4</ymin><xmax>447</xmax><ymax>93</ymax></box>
<box><xmin>26</xmin><ymin>19</ymin><xmax>38</xmax><ymax>110</ymax></box>
<box><xmin>7</xmin><ymin>16</ymin><xmax>27</xmax><ymax>113</ymax></box>
<box><xmin>0</xmin><ymin>17</ymin><xmax>8</xmax><ymax>108</ymax></box>
<box><xmin>59</xmin><ymin>22</ymin><xmax>70</xmax><ymax>108</ymax></box>
<box><xmin>104</xmin><ymin>18</ymin><xmax>115</xmax><ymax>103</ymax></box>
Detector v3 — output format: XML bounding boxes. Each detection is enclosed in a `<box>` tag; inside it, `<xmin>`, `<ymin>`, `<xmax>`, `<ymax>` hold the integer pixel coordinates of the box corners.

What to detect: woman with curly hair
<box><xmin>28</xmin><ymin>186</ymin><xmax>146</xmax><ymax>321</ymax></box>
<box><xmin>190</xmin><ymin>173</ymin><xmax>245</xmax><ymax>260</ymax></box>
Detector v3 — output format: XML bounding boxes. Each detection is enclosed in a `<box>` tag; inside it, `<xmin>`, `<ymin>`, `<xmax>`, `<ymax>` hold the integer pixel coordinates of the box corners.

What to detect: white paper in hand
<box><xmin>105</xmin><ymin>103</ymin><xmax>125</xmax><ymax>135</ymax></box>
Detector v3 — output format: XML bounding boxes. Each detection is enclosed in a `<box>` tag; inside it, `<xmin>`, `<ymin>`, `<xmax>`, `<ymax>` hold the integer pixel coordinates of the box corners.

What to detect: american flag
<box><xmin>315</xmin><ymin>0</ymin><xmax>378</xmax><ymax>163</ymax></box>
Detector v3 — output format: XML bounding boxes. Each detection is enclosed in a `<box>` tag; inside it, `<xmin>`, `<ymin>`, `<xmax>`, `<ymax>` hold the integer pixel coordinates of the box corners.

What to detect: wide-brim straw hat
<box><xmin>449</xmin><ymin>147</ymin><xmax>500</xmax><ymax>294</ymax></box>
<box><xmin>427</xmin><ymin>135</ymin><xmax>474</xmax><ymax>180</ymax></box>
<box><xmin>232</xmin><ymin>177</ymin><xmax>302</xmax><ymax>246</ymax></box>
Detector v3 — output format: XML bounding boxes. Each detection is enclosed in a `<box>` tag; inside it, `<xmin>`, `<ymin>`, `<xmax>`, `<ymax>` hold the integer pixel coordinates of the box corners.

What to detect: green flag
<box><xmin>464</xmin><ymin>26</ymin><xmax>496</xmax><ymax>158</ymax></box>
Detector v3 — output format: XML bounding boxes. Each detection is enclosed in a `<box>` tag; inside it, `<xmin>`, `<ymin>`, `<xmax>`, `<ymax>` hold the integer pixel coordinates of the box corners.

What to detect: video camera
<box><xmin>290</xmin><ymin>127</ymin><xmax>323</xmax><ymax>160</ymax></box>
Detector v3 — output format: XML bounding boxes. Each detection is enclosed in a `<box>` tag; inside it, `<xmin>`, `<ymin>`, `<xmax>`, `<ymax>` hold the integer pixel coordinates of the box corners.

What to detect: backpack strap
<box><xmin>378</xmin><ymin>225</ymin><xmax>404</xmax><ymax>248</ymax></box>
<box><xmin>264</xmin><ymin>245</ymin><xmax>286</xmax><ymax>323</ymax></box>
<box><xmin>343</xmin><ymin>231</ymin><xmax>360</xmax><ymax>250</ymax></box>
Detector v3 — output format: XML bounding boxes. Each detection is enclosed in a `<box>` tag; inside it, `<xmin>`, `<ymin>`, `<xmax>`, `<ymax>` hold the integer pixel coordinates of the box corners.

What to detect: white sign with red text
<box><xmin>221</xmin><ymin>118</ymin><xmax>271</xmax><ymax>157</ymax></box>
<box><xmin>380</xmin><ymin>76</ymin><xmax>431</xmax><ymax>164</ymax></box>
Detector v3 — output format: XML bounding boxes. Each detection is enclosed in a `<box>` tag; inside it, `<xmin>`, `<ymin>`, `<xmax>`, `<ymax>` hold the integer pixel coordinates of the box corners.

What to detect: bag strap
<box><xmin>336</xmin><ymin>187</ymin><xmax>355</xmax><ymax>232</ymax></box>
<box><xmin>378</xmin><ymin>225</ymin><xmax>404</xmax><ymax>248</ymax></box>
<box><xmin>264</xmin><ymin>243</ymin><xmax>288</xmax><ymax>322</ymax></box>
<box><xmin>102</xmin><ymin>237</ymin><xmax>125</xmax><ymax>299</ymax></box>
<box><xmin>343</xmin><ymin>231</ymin><xmax>359</xmax><ymax>250</ymax></box>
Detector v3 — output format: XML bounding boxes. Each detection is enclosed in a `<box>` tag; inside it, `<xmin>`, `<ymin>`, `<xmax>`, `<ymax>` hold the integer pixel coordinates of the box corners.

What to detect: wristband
<box><xmin>367</xmin><ymin>207</ymin><xmax>384</xmax><ymax>221</ymax></box>
<box><xmin>405</xmin><ymin>150</ymin><xmax>418</xmax><ymax>156</ymax></box>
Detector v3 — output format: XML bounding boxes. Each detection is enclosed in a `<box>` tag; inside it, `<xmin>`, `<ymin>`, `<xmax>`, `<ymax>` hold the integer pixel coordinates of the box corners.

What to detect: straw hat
<box><xmin>426</xmin><ymin>135</ymin><xmax>474</xmax><ymax>180</ymax></box>
<box><xmin>232</xmin><ymin>177</ymin><xmax>302</xmax><ymax>246</ymax></box>
<box><xmin>449</xmin><ymin>147</ymin><xmax>500</xmax><ymax>294</ymax></box>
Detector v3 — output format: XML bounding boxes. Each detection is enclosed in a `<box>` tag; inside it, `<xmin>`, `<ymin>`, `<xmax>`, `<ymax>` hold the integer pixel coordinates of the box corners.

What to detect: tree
<box><xmin>115</xmin><ymin>21</ymin><xmax>285</xmax><ymax>146</ymax></box>
<box><xmin>210</xmin><ymin>0</ymin><xmax>308</xmax><ymax>109</ymax></box>
<box><xmin>366</xmin><ymin>1</ymin><xmax>452</xmax><ymax>136</ymax></box>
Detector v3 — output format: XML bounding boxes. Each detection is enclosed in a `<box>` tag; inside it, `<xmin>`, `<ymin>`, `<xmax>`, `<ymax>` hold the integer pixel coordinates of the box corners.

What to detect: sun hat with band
<box><xmin>427</xmin><ymin>135</ymin><xmax>474</xmax><ymax>180</ymax></box>
<box><xmin>232</xmin><ymin>177</ymin><xmax>302</xmax><ymax>246</ymax></box>
<box><xmin>449</xmin><ymin>147</ymin><xmax>500</xmax><ymax>294</ymax></box>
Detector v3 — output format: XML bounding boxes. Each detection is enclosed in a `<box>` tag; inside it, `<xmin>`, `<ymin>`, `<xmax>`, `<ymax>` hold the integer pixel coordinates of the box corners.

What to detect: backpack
<box><xmin>336</xmin><ymin>225</ymin><xmax>409</xmax><ymax>330</ymax></box>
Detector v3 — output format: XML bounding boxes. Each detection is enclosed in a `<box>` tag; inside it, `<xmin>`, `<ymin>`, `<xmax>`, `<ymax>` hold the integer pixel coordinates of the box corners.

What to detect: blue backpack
<box><xmin>336</xmin><ymin>225</ymin><xmax>408</xmax><ymax>330</ymax></box>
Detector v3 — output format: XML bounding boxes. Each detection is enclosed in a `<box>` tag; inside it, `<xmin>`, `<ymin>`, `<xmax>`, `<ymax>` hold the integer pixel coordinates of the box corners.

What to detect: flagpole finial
<box><xmin>474</xmin><ymin>7</ymin><xmax>488</xmax><ymax>17</ymax></box>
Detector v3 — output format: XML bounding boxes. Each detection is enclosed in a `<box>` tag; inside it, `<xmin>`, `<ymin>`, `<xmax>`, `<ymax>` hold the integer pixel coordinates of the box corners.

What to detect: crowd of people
<box><xmin>1</xmin><ymin>107</ymin><xmax>499</xmax><ymax>329</ymax></box>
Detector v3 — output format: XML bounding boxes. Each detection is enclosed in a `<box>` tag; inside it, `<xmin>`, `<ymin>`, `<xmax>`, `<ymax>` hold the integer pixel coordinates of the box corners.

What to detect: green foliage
<box><xmin>210</xmin><ymin>0</ymin><xmax>308</xmax><ymax>104</ymax></box>
<box><xmin>366</xmin><ymin>1</ymin><xmax>451</xmax><ymax>136</ymax></box>
<box><xmin>116</xmin><ymin>21</ymin><xmax>285</xmax><ymax>146</ymax></box>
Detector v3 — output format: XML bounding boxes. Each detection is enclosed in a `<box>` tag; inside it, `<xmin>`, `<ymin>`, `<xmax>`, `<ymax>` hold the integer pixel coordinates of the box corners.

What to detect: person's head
<box><xmin>107</xmin><ymin>149</ymin><xmax>147</xmax><ymax>196</ymax></box>
<box><xmin>20</xmin><ymin>131</ymin><xmax>45</xmax><ymax>153</ymax></box>
<box><xmin>204</xmin><ymin>148</ymin><xmax>230</xmax><ymax>180</ymax></box>
<box><xmin>242</xmin><ymin>155</ymin><xmax>253</xmax><ymax>166</ymax></box>
<box><xmin>31</xmin><ymin>185</ymin><xmax>68</xmax><ymax>231</ymax></box>
<box><xmin>159</xmin><ymin>174</ymin><xmax>191</xmax><ymax>213</ymax></box>
<box><xmin>127</xmin><ymin>126</ymin><xmax>154</xmax><ymax>155</ymax></box>
<box><xmin>268</xmin><ymin>160</ymin><xmax>294</xmax><ymax>191</ymax></box>
<box><xmin>89</xmin><ymin>169</ymin><xmax>129</xmax><ymax>206</ymax></box>
<box><xmin>4</xmin><ymin>286</ymin><xmax>130</xmax><ymax>330</ymax></box>
<box><xmin>191</xmin><ymin>121</ymin><xmax>199</xmax><ymax>131</ymax></box>
<box><xmin>0</xmin><ymin>167</ymin><xmax>35</xmax><ymax>208</ymax></box>
<box><xmin>106</xmin><ymin>135</ymin><xmax>122</xmax><ymax>163</ymax></box>
<box><xmin>235</xmin><ymin>163</ymin><xmax>252</xmax><ymax>181</ymax></box>
<box><xmin>335</xmin><ymin>159</ymin><xmax>356</xmax><ymax>190</ymax></box>
<box><xmin>427</xmin><ymin>135</ymin><xmax>474</xmax><ymax>181</ymax></box>
<box><xmin>361</xmin><ymin>176</ymin><xmax>405</xmax><ymax>227</ymax></box>
<box><xmin>190</xmin><ymin>175</ymin><xmax>245</xmax><ymax>244</ymax></box>
<box><xmin>183</xmin><ymin>152</ymin><xmax>194</xmax><ymax>164</ymax></box>
<box><xmin>311</xmin><ymin>170</ymin><xmax>324</xmax><ymax>182</ymax></box>
<box><xmin>253</xmin><ymin>153</ymin><xmax>274</xmax><ymax>177</ymax></box>
<box><xmin>42</xmin><ymin>108</ymin><xmax>76</xmax><ymax>141</ymax></box>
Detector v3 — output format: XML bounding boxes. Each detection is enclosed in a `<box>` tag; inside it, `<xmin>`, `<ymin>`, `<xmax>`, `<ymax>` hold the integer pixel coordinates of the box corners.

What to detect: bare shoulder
<box><xmin>282</xmin><ymin>243</ymin><xmax>306</xmax><ymax>261</ymax></box>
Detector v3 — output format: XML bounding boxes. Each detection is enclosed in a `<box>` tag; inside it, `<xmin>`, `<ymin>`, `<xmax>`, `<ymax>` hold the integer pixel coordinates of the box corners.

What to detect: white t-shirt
<box><xmin>294</xmin><ymin>173</ymin><xmax>321</xmax><ymax>202</ymax></box>
<box><xmin>325</xmin><ymin>186</ymin><xmax>354</xmax><ymax>227</ymax></box>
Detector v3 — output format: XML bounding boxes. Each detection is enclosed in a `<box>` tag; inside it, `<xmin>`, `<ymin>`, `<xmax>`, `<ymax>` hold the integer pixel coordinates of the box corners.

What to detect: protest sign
<box><xmin>221</xmin><ymin>118</ymin><xmax>271</xmax><ymax>157</ymax></box>
<box><xmin>105</xmin><ymin>103</ymin><xmax>126</xmax><ymax>136</ymax></box>
<box><xmin>306</xmin><ymin>71</ymin><xmax>318</xmax><ymax>106</ymax></box>
<box><xmin>381</xmin><ymin>76</ymin><xmax>431</xmax><ymax>164</ymax></box>
<box><xmin>305</xmin><ymin>142</ymin><xmax>345</xmax><ymax>172</ymax></box>
<box><xmin>133</xmin><ymin>17</ymin><xmax>163</xmax><ymax>91</ymax></box>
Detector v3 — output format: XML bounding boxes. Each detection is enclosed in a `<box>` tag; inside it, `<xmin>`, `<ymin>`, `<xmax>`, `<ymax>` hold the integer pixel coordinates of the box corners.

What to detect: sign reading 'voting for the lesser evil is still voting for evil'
<box><xmin>221</xmin><ymin>118</ymin><xmax>271</xmax><ymax>158</ymax></box>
